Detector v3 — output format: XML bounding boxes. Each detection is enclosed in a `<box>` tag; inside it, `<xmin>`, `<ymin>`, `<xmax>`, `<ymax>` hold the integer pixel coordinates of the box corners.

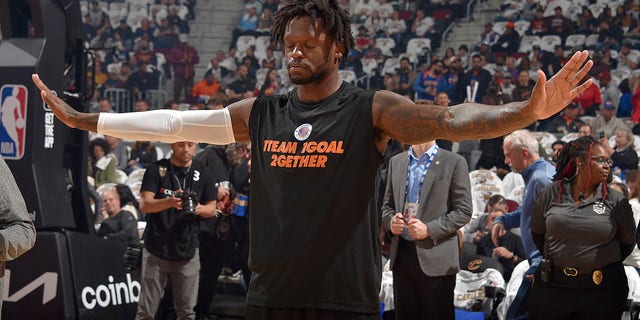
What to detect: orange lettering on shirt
<box><xmin>309</xmin><ymin>155</ymin><xmax>317</xmax><ymax>167</ymax></box>
<box><xmin>270</xmin><ymin>140</ymin><xmax>280</xmax><ymax>152</ymax></box>
<box><xmin>316</xmin><ymin>155</ymin><xmax>327</xmax><ymax>167</ymax></box>
<box><xmin>298</xmin><ymin>155</ymin><xmax>309</xmax><ymax>166</ymax></box>
<box><xmin>316</xmin><ymin>141</ymin><xmax>328</xmax><ymax>152</ymax></box>
<box><xmin>263</xmin><ymin>140</ymin><xmax>273</xmax><ymax>152</ymax></box>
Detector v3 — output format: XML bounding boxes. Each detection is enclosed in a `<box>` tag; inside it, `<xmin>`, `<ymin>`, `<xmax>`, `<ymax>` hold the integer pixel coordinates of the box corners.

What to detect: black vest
<box><xmin>248</xmin><ymin>82</ymin><xmax>382</xmax><ymax>313</ymax></box>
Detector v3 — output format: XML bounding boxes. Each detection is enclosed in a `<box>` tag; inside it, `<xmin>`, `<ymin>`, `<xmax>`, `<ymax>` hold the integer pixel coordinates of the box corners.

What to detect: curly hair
<box><xmin>272</xmin><ymin>0</ymin><xmax>354</xmax><ymax>54</ymax></box>
<box><xmin>89</xmin><ymin>138</ymin><xmax>111</xmax><ymax>158</ymax></box>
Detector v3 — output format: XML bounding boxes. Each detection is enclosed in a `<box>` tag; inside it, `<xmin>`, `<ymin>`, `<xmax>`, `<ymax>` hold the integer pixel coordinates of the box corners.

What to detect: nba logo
<box><xmin>0</xmin><ymin>85</ymin><xmax>28</xmax><ymax>159</ymax></box>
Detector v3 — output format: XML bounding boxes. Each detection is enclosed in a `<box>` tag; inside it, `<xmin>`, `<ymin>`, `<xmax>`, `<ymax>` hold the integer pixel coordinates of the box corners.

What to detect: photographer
<box><xmin>136</xmin><ymin>141</ymin><xmax>217</xmax><ymax>320</ymax></box>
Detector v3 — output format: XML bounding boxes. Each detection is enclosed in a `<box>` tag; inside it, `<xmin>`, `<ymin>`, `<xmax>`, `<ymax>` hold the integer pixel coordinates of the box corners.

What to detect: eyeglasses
<box><xmin>591</xmin><ymin>156</ymin><xmax>613</xmax><ymax>166</ymax></box>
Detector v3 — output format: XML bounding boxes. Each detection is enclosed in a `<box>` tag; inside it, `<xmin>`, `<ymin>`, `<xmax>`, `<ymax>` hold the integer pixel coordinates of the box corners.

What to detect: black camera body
<box><xmin>174</xmin><ymin>190</ymin><xmax>198</xmax><ymax>219</ymax></box>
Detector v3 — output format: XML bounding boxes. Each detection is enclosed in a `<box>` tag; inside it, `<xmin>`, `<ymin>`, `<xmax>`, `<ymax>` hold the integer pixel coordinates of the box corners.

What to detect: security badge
<box><xmin>593</xmin><ymin>201</ymin><xmax>606</xmax><ymax>215</ymax></box>
<box><xmin>403</xmin><ymin>202</ymin><xmax>418</xmax><ymax>223</ymax></box>
<box><xmin>593</xmin><ymin>270</ymin><xmax>603</xmax><ymax>285</ymax></box>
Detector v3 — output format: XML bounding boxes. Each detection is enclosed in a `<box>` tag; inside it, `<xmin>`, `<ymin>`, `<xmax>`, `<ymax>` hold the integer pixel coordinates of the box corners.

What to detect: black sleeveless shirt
<box><xmin>248</xmin><ymin>82</ymin><xmax>382</xmax><ymax>313</ymax></box>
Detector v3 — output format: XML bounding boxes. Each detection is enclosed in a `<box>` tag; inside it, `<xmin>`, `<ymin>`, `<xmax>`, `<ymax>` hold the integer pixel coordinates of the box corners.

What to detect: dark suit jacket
<box><xmin>382</xmin><ymin>148</ymin><xmax>472</xmax><ymax>276</ymax></box>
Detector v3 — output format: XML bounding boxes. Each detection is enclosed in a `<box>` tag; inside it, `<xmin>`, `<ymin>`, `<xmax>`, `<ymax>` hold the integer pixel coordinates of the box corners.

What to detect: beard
<box><xmin>289</xmin><ymin>69</ymin><xmax>328</xmax><ymax>85</ymax></box>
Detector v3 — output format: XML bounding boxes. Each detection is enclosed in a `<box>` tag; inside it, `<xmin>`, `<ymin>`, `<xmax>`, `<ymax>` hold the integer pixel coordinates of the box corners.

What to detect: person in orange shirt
<box><xmin>192</xmin><ymin>70</ymin><xmax>221</xmax><ymax>102</ymax></box>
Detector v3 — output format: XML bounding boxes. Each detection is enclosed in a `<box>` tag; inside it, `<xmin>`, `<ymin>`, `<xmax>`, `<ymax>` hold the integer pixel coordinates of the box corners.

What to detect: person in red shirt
<box><xmin>573</xmin><ymin>73</ymin><xmax>602</xmax><ymax>116</ymax></box>
<box><xmin>192</xmin><ymin>70</ymin><xmax>221</xmax><ymax>102</ymax></box>
<box><xmin>168</xmin><ymin>34</ymin><xmax>200</xmax><ymax>101</ymax></box>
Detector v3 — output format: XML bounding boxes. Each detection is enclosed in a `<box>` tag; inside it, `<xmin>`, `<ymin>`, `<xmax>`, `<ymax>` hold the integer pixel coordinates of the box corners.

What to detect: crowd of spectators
<box><xmin>78</xmin><ymin>0</ymin><xmax>640</xmax><ymax>317</ymax></box>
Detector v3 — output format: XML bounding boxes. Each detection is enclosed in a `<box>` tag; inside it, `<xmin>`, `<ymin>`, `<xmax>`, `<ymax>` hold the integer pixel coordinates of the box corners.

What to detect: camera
<box><xmin>174</xmin><ymin>190</ymin><xmax>198</xmax><ymax>219</ymax></box>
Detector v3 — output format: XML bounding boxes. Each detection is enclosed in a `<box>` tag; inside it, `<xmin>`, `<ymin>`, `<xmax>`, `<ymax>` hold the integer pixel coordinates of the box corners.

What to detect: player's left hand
<box><xmin>528</xmin><ymin>50</ymin><xmax>593</xmax><ymax>120</ymax></box>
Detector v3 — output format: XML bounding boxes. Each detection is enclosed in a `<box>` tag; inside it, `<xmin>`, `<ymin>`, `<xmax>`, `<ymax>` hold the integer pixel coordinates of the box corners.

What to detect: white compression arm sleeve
<box><xmin>97</xmin><ymin>109</ymin><xmax>236</xmax><ymax>144</ymax></box>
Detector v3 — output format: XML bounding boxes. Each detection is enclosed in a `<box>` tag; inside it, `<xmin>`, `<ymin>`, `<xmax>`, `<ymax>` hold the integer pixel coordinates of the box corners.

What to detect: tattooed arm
<box><xmin>32</xmin><ymin>75</ymin><xmax>99</xmax><ymax>131</ymax></box>
<box><xmin>372</xmin><ymin>50</ymin><xmax>593</xmax><ymax>152</ymax></box>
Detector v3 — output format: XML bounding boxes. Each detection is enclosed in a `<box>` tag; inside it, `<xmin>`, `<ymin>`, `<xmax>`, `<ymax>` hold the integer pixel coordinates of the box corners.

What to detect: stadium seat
<box><xmin>115</xmin><ymin>169</ymin><xmax>128</xmax><ymax>184</ymax></box>
<box><xmin>543</xmin><ymin>0</ymin><xmax>571</xmax><ymax>16</ymax></box>
<box><xmin>255</xmin><ymin>35</ymin><xmax>271</xmax><ymax>53</ymax></box>
<box><xmin>361</xmin><ymin>58</ymin><xmax>378</xmax><ymax>77</ymax></box>
<box><xmin>338</xmin><ymin>70</ymin><xmax>357</xmax><ymax>84</ymax></box>
<box><xmin>585</xmin><ymin>34</ymin><xmax>599</xmax><ymax>50</ymax></box>
<box><xmin>492</xmin><ymin>21</ymin><xmax>508</xmax><ymax>36</ymax></box>
<box><xmin>377</xmin><ymin>4</ymin><xmax>395</xmax><ymax>19</ymax></box>
<box><xmin>611</xmin><ymin>68</ymin><xmax>632</xmax><ymax>81</ymax></box>
<box><xmin>255</xmin><ymin>68</ymin><xmax>269</xmax><ymax>89</ymax></box>
<box><xmin>235</xmin><ymin>35</ymin><xmax>256</xmax><ymax>60</ymax></box>
<box><xmin>565</xmin><ymin>3</ymin><xmax>583</xmax><ymax>20</ymax></box>
<box><xmin>170</xmin><ymin>5</ymin><xmax>189</xmax><ymax>20</ymax></box>
<box><xmin>530</xmin><ymin>131</ymin><xmax>557</xmax><ymax>155</ymax></box>
<box><xmin>589</xmin><ymin>2</ymin><xmax>605</xmax><ymax>18</ymax></box>
<box><xmin>469</xmin><ymin>169</ymin><xmax>503</xmax><ymax>188</ymax></box>
<box><xmin>382</xmin><ymin>57</ymin><xmax>399</xmax><ymax>75</ymax></box>
<box><xmin>539</xmin><ymin>35</ymin><xmax>562</xmax><ymax>53</ymax></box>
<box><xmin>109</xmin><ymin>2</ymin><xmax>129</xmax><ymax>17</ymax></box>
<box><xmin>129</xmin><ymin>3</ymin><xmax>148</xmax><ymax>19</ymax></box>
<box><xmin>375</xmin><ymin>37</ymin><xmax>396</xmax><ymax>57</ymax></box>
<box><xmin>564</xmin><ymin>34</ymin><xmax>586</xmax><ymax>51</ymax></box>
<box><xmin>514</xmin><ymin>20</ymin><xmax>530</xmax><ymax>37</ymax></box>
<box><xmin>406</xmin><ymin>37</ymin><xmax>431</xmax><ymax>55</ymax></box>
<box><xmin>518</xmin><ymin>35</ymin><xmax>540</xmax><ymax>53</ymax></box>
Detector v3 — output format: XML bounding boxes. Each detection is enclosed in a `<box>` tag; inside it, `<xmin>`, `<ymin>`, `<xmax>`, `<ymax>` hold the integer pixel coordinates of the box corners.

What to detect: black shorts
<box><xmin>246</xmin><ymin>305</ymin><xmax>380</xmax><ymax>320</ymax></box>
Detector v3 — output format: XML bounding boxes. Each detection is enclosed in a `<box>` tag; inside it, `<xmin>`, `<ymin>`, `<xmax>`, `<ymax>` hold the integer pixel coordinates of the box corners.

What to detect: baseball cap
<box><xmin>506</xmin><ymin>21</ymin><xmax>515</xmax><ymax>28</ymax></box>
<box><xmin>603</xmin><ymin>101</ymin><xmax>615</xmax><ymax>110</ymax></box>
<box><xmin>178</xmin><ymin>34</ymin><xmax>188</xmax><ymax>42</ymax></box>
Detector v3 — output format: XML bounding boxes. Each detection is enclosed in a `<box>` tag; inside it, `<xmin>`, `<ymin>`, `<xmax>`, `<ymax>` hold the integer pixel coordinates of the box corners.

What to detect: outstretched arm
<box><xmin>373</xmin><ymin>50</ymin><xmax>593</xmax><ymax>147</ymax></box>
<box><xmin>32</xmin><ymin>74</ymin><xmax>252</xmax><ymax>143</ymax></box>
<box><xmin>32</xmin><ymin>74</ymin><xmax>99</xmax><ymax>131</ymax></box>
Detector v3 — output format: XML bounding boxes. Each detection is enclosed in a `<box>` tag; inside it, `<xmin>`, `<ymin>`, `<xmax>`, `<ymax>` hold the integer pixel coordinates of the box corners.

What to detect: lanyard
<box><xmin>172</xmin><ymin>164</ymin><xmax>191</xmax><ymax>191</ymax></box>
<box><xmin>405</xmin><ymin>145</ymin><xmax>438</xmax><ymax>205</ymax></box>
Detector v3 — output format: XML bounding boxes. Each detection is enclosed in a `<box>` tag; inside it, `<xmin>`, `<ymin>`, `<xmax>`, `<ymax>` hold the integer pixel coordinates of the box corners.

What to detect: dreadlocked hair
<box><xmin>272</xmin><ymin>0</ymin><xmax>355</xmax><ymax>53</ymax></box>
<box><xmin>554</xmin><ymin>136</ymin><xmax>596</xmax><ymax>182</ymax></box>
<box><xmin>554</xmin><ymin>135</ymin><xmax>607</xmax><ymax>202</ymax></box>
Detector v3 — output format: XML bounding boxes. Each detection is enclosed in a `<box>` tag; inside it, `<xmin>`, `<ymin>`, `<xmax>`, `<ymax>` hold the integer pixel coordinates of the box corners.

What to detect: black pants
<box><xmin>528</xmin><ymin>262</ymin><xmax>628</xmax><ymax>320</ymax></box>
<box><xmin>393</xmin><ymin>238</ymin><xmax>456</xmax><ymax>320</ymax></box>
<box><xmin>246</xmin><ymin>305</ymin><xmax>379</xmax><ymax>320</ymax></box>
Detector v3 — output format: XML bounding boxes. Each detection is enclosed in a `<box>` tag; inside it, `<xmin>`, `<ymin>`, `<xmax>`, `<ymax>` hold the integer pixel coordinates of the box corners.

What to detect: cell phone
<box><xmin>599</xmin><ymin>132</ymin><xmax>605</xmax><ymax>139</ymax></box>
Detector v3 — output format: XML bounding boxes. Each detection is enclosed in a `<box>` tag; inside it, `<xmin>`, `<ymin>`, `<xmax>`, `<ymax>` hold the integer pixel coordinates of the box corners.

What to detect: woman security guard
<box><xmin>530</xmin><ymin>136</ymin><xmax>636</xmax><ymax>320</ymax></box>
